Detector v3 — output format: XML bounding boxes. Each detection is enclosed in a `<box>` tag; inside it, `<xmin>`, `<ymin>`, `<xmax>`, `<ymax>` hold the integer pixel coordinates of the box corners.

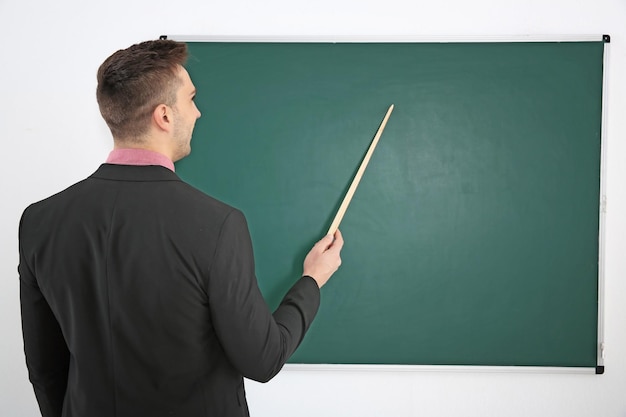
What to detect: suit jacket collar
<box><xmin>90</xmin><ymin>164</ymin><xmax>183</xmax><ymax>182</ymax></box>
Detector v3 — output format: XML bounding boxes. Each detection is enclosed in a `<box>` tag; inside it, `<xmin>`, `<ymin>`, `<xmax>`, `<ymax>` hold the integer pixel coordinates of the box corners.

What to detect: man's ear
<box><xmin>152</xmin><ymin>104</ymin><xmax>172</xmax><ymax>133</ymax></box>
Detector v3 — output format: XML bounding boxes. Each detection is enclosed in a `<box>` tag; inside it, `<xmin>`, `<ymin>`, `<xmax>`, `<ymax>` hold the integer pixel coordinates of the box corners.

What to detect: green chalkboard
<box><xmin>175</xmin><ymin>40</ymin><xmax>605</xmax><ymax>368</ymax></box>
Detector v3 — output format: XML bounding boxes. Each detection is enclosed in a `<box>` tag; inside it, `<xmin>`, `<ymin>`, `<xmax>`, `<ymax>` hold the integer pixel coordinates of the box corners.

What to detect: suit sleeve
<box><xmin>19</xmin><ymin>212</ymin><xmax>70</xmax><ymax>417</ymax></box>
<box><xmin>207</xmin><ymin>209</ymin><xmax>320</xmax><ymax>383</ymax></box>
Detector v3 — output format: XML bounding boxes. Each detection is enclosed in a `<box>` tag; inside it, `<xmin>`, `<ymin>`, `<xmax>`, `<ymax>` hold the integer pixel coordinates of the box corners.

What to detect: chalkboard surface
<box><xmin>175</xmin><ymin>40</ymin><xmax>605</xmax><ymax>367</ymax></box>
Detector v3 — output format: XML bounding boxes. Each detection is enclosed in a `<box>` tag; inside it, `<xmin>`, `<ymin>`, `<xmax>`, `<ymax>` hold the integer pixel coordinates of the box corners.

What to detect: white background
<box><xmin>1</xmin><ymin>1</ymin><xmax>625</xmax><ymax>416</ymax></box>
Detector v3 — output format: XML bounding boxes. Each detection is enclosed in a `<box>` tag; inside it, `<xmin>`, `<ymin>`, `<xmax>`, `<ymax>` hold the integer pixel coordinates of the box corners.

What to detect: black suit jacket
<box><xmin>19</xmin><ymin>164</ymin><xmax>320</xmax><ymax>417</ymax></box>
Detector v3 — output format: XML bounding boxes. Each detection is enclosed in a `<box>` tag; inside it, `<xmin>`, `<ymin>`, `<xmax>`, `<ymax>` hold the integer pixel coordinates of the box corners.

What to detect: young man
<box><xmin>19</xmin><ymin>39</ymin><xmax>343</xmax><ymax>417</ymax></box>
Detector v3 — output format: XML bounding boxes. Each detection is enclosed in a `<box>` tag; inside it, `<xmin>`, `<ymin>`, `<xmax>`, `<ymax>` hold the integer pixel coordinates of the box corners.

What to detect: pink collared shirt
<box><xmin>106</xmin><ymin>148</ymin><xmax>175</xmax><ymax>172</ymax></box>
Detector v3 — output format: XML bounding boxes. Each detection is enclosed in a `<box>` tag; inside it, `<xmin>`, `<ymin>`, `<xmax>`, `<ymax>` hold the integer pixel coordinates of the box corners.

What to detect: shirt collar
<box><xmin>106</xmin><ymin>148</ymin><xmax>175</xmax><ymax>172</ymax></box>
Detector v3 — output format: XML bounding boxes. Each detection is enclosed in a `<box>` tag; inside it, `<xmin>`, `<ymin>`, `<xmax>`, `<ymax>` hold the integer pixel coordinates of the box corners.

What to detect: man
<box><xmin>19</xmin><ymin>39</ymin><xmax>343</xmax><ymax>417</ymax></box>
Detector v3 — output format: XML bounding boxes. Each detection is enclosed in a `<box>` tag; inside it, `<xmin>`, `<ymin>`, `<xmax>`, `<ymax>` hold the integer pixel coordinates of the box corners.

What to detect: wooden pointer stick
<box><xmin>327</xmin><ymin>104</ymin><xmax>394</xmax><ymax>235</ymax></box>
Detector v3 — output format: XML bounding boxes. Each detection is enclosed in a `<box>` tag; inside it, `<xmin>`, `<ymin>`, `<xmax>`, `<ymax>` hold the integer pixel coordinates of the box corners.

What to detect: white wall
<box><xmin>1</xmin><ymin>1</ymin><xmax>624</xmax><ymax>416</ymax></box>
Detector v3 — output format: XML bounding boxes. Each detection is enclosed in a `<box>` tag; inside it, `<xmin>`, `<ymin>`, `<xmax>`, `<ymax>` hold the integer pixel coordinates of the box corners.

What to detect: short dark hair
<box><xmin>96</xmin><ymin>40</ymin><xmax>188</xmax><ymax>141</ymax></box>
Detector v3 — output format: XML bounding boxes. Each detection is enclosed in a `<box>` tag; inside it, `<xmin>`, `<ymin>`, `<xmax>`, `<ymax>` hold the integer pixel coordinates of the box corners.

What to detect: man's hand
<box><xmin>302</xmin><ymin>230</ymin><xmax>344</xmax><ymax>288</ymax></box>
